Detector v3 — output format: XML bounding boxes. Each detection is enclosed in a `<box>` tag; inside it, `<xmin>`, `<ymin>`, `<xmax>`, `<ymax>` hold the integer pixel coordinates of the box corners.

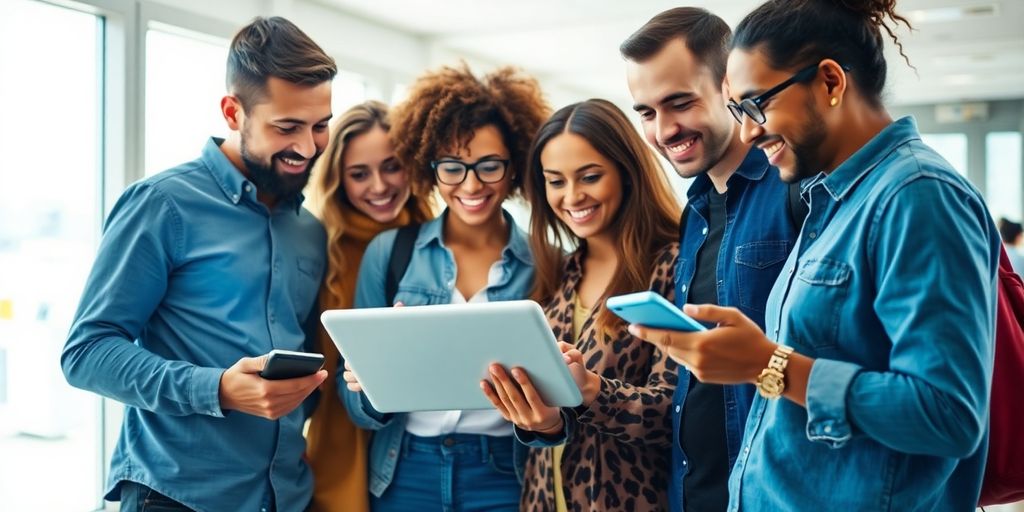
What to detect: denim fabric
<box><xmin>670</xmin><ymin>148</ymin><xmax>800</xmax><ymax>512</ymax></box>
<box><xmin>62</xmin><ymin>138</ymin><xmax>324</xmax><ymax>512</ymax></box>
<box><xmin>728</xmin><ymin>117</ymin><xmax>999</xmax><ymax>511</ymax></box>
<box><xmin>371</xmin><ymin>434</ymin><xmax>520</xmax><ymax>512</ymax></box>
<box><xmin>340</xmin><ymin>210</ymin><xmax>534</xmax><ymax>498</ymax></box>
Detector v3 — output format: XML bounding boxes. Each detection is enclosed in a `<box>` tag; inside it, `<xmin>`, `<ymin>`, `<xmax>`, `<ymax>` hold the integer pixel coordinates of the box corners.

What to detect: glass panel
<box><xmin>0</xmin><ymin>1</ymin><xmax>103</xmax><ymax>510</ymax></box>
<box><xmin>332</xmin><ymin>70</ymin><xmax>368</xmax><ymax>115</ymax></box>
<box><xmin>145</xmin><ymin>25</ymin><xmax>229</xmax><ymax>176</ymax></box>
<box><xmin>920</xmin><ymin>133</ymin><xmax>968</xmax><ymax>177</ymax></box>
<box><xmin>986</xmin><ymin>132</ymin><xmax>1023</xmax><ymax>221</ymax></box>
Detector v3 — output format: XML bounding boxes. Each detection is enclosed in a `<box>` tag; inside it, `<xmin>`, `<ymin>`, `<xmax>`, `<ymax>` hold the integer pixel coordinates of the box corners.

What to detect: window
<box><xmin>332</xmin><ymin>70</ymin><xmax>369</xmax><ymax>116</ymax></box>
<box><xmin>986</xmin><ymin>132</ymin><xmax>1023</xmax><ymax>221</ymax></box>
<box><xmin>145</xmin><ymin>24</ymin><xmax>229</xmax><ymax>176</ymax></box>
<box><xmin>0</xmin><ymin>1</ymin><xmax>104</xmax><ymax>510</ymax></box>
<box><xmin>920</xmin><ymin>133</ymin><xmax>968</xmax><ymax>177</ymax></box>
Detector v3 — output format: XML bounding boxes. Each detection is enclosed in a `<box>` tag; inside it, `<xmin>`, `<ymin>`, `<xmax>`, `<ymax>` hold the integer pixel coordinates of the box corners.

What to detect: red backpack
<box><xmin>979</xmin><ymin>246</ymin><xmax>1024</xmax><ymax>506</ymax></box>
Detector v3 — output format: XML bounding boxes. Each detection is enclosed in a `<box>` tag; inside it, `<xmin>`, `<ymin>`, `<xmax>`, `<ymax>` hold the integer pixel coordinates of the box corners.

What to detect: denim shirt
<box><xmin>729</xmin><ymin>117</ymin><xmax>999</xmax><ymax>511</ymax></box>
<box><xmin>340</xmin><ymin>210</ymin><xmax>535</xmax><ymax>498</ymax></box>
<box><xmin>61</xmin><ymin>138</ymin><xmax>326</xmax><ymax>512</ymax></box>
<box><xmin>670</xmin><ymin>147</ymin><xmax>800</xmax><ymax>512</ymax></box>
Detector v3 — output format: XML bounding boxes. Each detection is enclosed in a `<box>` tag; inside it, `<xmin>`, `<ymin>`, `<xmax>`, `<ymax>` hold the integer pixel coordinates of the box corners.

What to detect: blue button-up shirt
<box><xmin>340</xmin><ymin>210</ymin><xmax>535</xmax><ymax>497</ymax></box>
<box><xmin>62</xmin><ymin>138</ymin><xmax>326</xmax><ymax>512</ymax></box>
<box><xmin>729</xmin><ymin>117</ymin><xmax>999</xmax><ymax>511</ymax></box>
<box><xmin>671</xmin><ymin>147</ymin><xmax>800</xmax><ymax>512</ymax></box>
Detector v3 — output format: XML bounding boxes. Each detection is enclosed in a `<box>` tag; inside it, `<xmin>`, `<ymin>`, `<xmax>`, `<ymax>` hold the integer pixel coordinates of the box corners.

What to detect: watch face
<box><xmin>757</xmin><ymin>369</ymin><xmax>785</xmax><ymax>398</ymax></box>
<box><xmin>760</xmin><ymin>375</ymin><xmax>783</xmax><ymax>395</ymax></box>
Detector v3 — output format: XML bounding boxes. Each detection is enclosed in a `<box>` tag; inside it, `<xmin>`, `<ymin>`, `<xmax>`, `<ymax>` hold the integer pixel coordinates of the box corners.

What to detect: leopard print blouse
<box><xmin>521</xmin><ymin>243</ymin><xmax>679</xmax><ymax>511</ymax></box>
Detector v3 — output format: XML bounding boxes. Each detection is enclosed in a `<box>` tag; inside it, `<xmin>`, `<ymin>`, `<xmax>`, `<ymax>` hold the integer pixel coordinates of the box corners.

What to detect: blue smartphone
<box><xmin>605</xmin><ymin>291</ymin><xmax>706</xmax><ymax>332</ymax></box>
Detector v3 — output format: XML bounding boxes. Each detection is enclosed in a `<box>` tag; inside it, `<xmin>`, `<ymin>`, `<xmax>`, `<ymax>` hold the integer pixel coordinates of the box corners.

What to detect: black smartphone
<box><xmin>259</xmin><ymin>349</ymin><xmax>325</xmax><ymax>380</ymax></box>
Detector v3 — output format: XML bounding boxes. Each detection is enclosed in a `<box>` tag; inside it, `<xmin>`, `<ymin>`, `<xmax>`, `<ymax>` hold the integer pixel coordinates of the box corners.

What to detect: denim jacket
<box><xmin>728</xmin><ymin>117</ymin><xmax>998</xmax><ymax>511</ymax></box>
<box><xmin>671</xmin><ymin>148</ymin><xmax>800</xmax><ymax>512</ymax></box>
<box><xmin>340</xmin><ymin>210</ymin><xmax>535</xmax><ymax>498</ymax></box>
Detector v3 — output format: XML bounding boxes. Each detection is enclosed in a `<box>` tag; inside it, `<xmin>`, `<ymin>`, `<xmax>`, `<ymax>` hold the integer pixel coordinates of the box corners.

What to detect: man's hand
<box><xmin>629</xmin><ymin>304</ymin><xmax>777</xmax><ymax>385</ymax></box>
<box><xmin>218</xmin><ymin>355</ymin><xmax>327</xmax><ymax>420</ymax></box>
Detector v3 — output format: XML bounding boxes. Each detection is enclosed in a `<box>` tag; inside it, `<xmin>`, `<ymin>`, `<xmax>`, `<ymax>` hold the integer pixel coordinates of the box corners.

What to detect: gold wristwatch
<box><xmin>756</xmin><ymin>344</ymin><xmax>794</xmax><ymax>399</ymax></box>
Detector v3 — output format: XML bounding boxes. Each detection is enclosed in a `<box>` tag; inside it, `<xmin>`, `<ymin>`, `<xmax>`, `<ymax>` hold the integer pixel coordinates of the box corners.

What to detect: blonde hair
<box><xmin>309</xmin><ymin>100</ymin><xmax>433</xmax><ymax>306</ymax></box>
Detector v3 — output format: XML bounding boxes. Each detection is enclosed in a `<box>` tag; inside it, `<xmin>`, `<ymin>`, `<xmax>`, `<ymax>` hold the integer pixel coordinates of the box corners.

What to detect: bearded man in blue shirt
<box><xmin>62</xmin><ymin>17</ymin><xmax>336</xmax><ymax>512</ymax></box>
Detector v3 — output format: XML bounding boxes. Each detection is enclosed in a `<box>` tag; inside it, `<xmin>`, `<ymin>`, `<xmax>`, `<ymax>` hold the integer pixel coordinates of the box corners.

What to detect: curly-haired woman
<box><xmin>340</xmin><ymin>64</ymin><xmax>550</xmax><ymax>512</ymax></box>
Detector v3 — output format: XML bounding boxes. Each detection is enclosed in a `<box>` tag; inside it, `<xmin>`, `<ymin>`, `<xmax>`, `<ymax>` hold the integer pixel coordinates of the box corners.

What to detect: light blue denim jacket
<box><xmin>728</xmin><ymin>117</ymin><xmax>999</xmax><ymax>511</ymax></box>
<box><xmin>340</xmin><ymin>210</ymin><xmax>536</xmax><ymax>498</ymax></box>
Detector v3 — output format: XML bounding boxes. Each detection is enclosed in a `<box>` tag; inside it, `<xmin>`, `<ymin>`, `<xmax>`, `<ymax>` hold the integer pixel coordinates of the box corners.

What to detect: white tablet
<box><xmin>321</xmin><ymin>300</ymin><xmax>583</xmax><ymax>413</ymax></box>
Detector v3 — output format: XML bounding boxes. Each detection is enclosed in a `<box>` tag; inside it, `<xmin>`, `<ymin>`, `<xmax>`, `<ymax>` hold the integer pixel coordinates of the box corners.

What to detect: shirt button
<box><xmin>744</xmin><ymin>446</ymin><xmax>750</xmax><ymax>455</ymax></box>
<box><xmin>702</xmin><ymin>227</ymin><xmax>709</xmax><ymax>235</ymax></box>
<box><xmin>443</xmin><ymin>437</ymin><xmax>456</xmax><ymax>447</ymax></box>
<box><xmin>232</xmin><ymin>194</ymin><xmax>239</xmax><ymax>201</ymax></box>
<box><xmin>675</xmin><ymin>405</ymin><xmax>681</xmax><ymax>413</ymax></box>
<box><xmin>244</xmin><ymin>183</ymin><xmax>252</xmax><ymax>192</ymax></box>
<box><xmin>808</xmin><ymin>231</ymin><xmax>817</xmax><ymax>239</ymax></box>
<box><xmin>824</xmin><ymin>425</ymin><xmax>833</xmax><ymax>433</ymax></box>
<box><xmin>682</xmin><ymin>459</ymin><xmax>687</xmax><ymax>466</ymax></box>
<box><xmin>680</xmin><ymin>284</ymin><xmax>687</xmax><ymax>293</ymax></box>
<box><xmin>388</xmin><ymin>449</ymin><xmax>397</xmax><ymax>458</ymax></box>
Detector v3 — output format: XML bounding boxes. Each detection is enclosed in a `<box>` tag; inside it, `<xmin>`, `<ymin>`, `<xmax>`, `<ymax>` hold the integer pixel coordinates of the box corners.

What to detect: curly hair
<box><xmin>389</xmin><ymin>63</ymin><xmax>551</xmax><ymax>197</ymax></box>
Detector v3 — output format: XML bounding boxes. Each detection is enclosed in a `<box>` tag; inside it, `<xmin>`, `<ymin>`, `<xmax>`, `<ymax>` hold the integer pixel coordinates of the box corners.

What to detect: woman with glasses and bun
<box><xmin>304</xmin><ymin>100</ymin><xmax>434</xmax><ymax>512</ymax></box>
<box><xmin>481</xmin><ymin>98</ymin><xmax>681</xmax><ymax>511</ymax></box>
<box><xmin>340</xmin><ymin>64</ymin><xmax>550</xmax><ymax>512</ymax></box>
<box><xmin>627</xmin><ymin>0</ymin><xmax>1001</xmax><ymax>509</ymax></box>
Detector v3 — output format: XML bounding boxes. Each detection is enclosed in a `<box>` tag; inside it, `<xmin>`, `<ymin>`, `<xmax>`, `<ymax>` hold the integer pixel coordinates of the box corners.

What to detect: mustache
<box><xmin>661</xmin><ymin>131</ymin><xmax>700</xmax><ymax>147</ymax></box>
<box><xmin>274</xmin><ymin>150</ymin><xmax>310</xmax><ymax>163</ymax></box>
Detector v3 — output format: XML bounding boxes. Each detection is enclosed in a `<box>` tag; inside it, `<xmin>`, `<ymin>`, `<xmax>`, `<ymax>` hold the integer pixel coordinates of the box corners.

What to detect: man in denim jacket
<box><xmin>620</xmin><ymin>8</ymin><xmax>802</xmax><ymax>512</ymax></box>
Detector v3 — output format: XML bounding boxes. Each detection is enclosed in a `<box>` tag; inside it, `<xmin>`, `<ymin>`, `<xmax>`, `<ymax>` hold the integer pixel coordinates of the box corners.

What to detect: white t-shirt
<box><xmin>404</xmin><ymin>261</ymin><xmax>514</xmax><ymax>438</ymax></box>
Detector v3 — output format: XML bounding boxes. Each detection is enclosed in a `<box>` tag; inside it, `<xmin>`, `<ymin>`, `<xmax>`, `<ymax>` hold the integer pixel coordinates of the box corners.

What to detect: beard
<box><xmin>239</xmin><ymin>129</ymin><xmax>319</xmax><ymax>202</ymax></box>
<box><xmin>786</xmin><ymin>102</ymin><xmax>829</xmax><ymax>183</ymax></box>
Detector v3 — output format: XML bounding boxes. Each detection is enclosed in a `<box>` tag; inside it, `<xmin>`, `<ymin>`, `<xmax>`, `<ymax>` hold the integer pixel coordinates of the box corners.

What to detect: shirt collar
<box><xmin>416</xmin><ymin>208</ymin><xmax>531</xmax><ymax>264</ymax></box>
<box><xmin>202</xmin><ymin>137</ymin><xmax>305</xmax><ymax>214</ymax></box>
<box><xmin>687</xmin><ymin>146</ymin><xmax>771</xmax><ymax>200</ymax></box>
<box><xmin>820</xmin><ymin>116</ymin><xmax>920</xmax><ymax>201</ymax></box>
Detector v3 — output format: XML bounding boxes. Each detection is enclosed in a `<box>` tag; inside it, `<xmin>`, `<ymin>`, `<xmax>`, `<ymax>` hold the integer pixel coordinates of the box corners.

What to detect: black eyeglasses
<box><xmin>430</xmin><ymin>158</ymin><xmax>510</xmax><ymax>185</ymax></box>
<box><xmin>728</xmin><ymin>63</ymin><xmax>831</xmax><ymax>125</ymax></box>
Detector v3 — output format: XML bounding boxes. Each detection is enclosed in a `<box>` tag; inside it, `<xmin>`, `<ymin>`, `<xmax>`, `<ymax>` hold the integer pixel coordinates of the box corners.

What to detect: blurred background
<box><xmin>1</xmin><ymin>0</ymin><xmax>1021</xmax><ymax>509</ymax></box>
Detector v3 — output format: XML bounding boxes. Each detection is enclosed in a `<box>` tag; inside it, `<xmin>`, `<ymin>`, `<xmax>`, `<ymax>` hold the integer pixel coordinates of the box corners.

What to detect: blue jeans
<box><xmin>371</xmin><ymin>433</ymin><xmax>520</xmax><ymax>512</ymax></box>
<box><xmin>119</xmin><ymin>481</ymin><xmax>193</xmax><ymax>512</ymax></box>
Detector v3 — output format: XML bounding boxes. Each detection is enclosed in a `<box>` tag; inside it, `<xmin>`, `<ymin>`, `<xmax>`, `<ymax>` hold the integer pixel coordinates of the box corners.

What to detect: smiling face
<box><xmin>234</xmin><ymin>76</ymin><xmax>333</xmax><ymax>200</ymax></box>
<box><xmin>436</xmin><ymin>124</ymin><xmax>513</xmax><ymax>229</ymax></box>
<box><xmin>626</xmin><ymin>38</ymin><xmax>736</xmax><ymax>179</ymax></box>
<box><xmin>540</xmin><ymin>132</ymin><xmax>624</xmax><ymax>242</ymax></box>
<box><xmin>725</xmin><ymin>49</ymin><xmax>829</xmax><ymax>183</ymax></box>
<box><xmin>341</xmin><ymin>125</ymin><xmax>411</xmax><ymax>223</ymax></box>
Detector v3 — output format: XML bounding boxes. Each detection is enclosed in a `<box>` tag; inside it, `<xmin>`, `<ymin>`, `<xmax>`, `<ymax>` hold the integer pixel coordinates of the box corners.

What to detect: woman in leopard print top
<box><xmin>482</xmin><ymin>99</ymin><xmax>681</xmax><ymax>511</ymax></box>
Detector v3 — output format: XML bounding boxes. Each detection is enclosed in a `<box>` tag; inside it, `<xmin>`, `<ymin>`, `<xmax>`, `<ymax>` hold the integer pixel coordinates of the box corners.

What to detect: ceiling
<box><xmin>318</xmin><ymin>0</ymin><xmax>1024</xmax><ymax>108</ymax></box>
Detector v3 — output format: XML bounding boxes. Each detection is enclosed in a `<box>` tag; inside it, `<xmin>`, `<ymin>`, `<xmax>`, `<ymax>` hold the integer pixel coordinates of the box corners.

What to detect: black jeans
<box><xmin>119</xmin><ymin>481</ymin><xmax>194</xmax><ymax>512</ymax></box>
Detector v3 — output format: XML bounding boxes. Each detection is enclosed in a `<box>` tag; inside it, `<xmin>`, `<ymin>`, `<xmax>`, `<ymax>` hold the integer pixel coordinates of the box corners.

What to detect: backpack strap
<box><xmin>385</xmin><ymin>223</ymin><xmax>420</xmax><ymax>306</ymax></box>
<box><xmin>787</xmin><ymin>181</ymin><xmax>809</xmax><ymax>234</ymax></box>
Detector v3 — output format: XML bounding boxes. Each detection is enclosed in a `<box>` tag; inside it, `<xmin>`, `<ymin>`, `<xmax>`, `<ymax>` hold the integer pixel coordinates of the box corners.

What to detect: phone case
<box><xmin>605</xmin><ymin>291</ymin><xmax>706</xmax><ymax>331</ymax></box>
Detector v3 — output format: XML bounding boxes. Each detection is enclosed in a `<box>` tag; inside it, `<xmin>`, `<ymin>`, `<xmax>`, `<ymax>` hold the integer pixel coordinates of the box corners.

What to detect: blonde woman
<box><xmin>306</xmin><ymin>100</ymin><xmax>433</xmax><ymax>512</ymax></box>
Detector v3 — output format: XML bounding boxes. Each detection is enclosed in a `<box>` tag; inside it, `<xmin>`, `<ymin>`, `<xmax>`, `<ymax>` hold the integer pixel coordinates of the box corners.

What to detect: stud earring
<box><xmin>830</xmin><ymin>97</ymin><xmax>839</xmax><ymax>107</ymax></box>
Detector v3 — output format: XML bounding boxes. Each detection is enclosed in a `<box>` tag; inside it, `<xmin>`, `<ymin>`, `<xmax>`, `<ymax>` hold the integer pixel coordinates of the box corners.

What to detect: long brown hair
<box><xmin>309</xmin><ymin>100</ymin><xmax>433</xmax><ymax>307</ymax></box>
<box><xmin>525</xmin><ymin>99</ymin><xmax>681</xmax><ymax>328</ymax></box>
